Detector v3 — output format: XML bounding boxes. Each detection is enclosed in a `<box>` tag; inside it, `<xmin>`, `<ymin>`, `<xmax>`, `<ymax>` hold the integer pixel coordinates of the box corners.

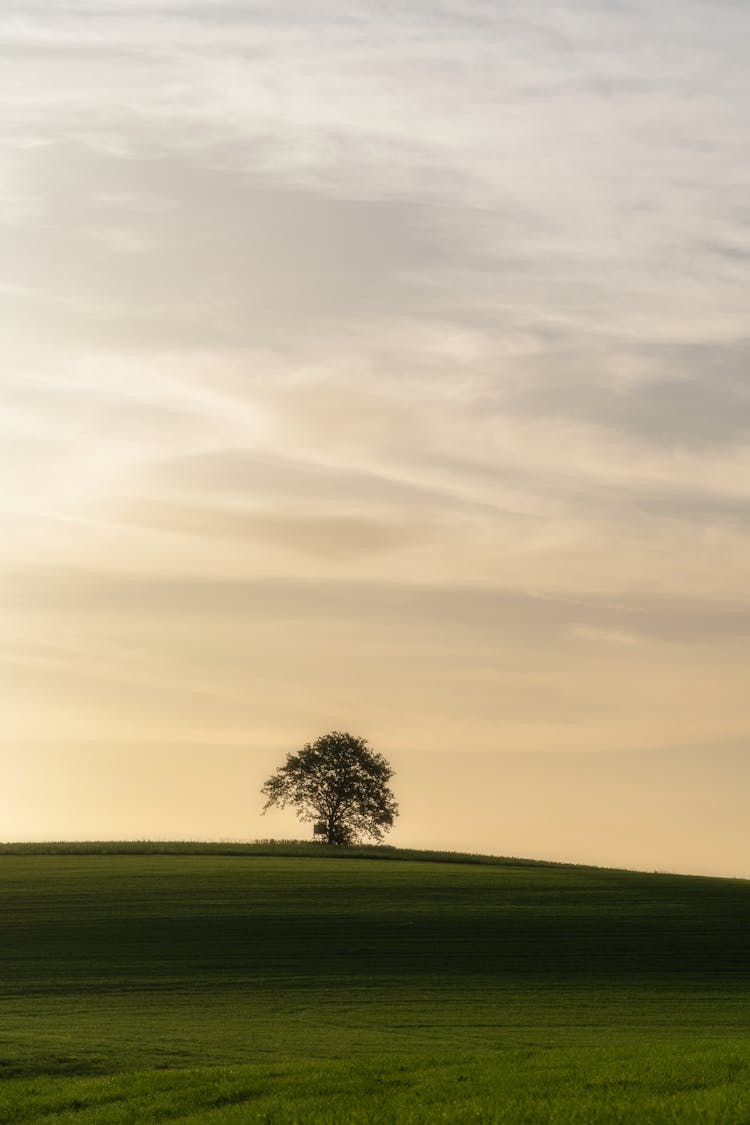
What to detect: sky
<box><xmin>2</xmin><ymin>0</ymin><xmax>750</xmax><ymax>876</ymax></box>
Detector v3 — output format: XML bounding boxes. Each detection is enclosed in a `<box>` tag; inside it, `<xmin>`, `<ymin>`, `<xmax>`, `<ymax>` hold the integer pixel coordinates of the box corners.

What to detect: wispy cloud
<box><xmin>3</xmin><ymin>0</ymin><xmax>750</xmax><ymax>861</ymax></box>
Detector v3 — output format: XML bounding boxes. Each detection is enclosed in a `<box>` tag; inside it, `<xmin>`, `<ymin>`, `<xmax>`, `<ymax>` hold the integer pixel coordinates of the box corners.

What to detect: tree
<box><xmin>261</xmin><ymin>731</ymin><xmax>398</xmax><ymax>846</ymax></box>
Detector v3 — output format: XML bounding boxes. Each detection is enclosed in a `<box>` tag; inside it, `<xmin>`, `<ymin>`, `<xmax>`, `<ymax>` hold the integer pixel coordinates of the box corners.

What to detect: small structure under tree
<box><xmin>261</xmin><ymin>731</ymin><xmax>398</xmax><ymax>846</ymax></box>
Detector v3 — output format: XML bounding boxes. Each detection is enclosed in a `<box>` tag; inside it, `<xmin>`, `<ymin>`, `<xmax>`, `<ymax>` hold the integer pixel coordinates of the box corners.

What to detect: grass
<box><xmin>1</xmin><ymin>844</ymin><xmax>749</xmax><ymax>1122</ymax></box>
<box><xmin>0</xmin><ymin>840</ymin><xmax>565</xmax><ymax>866</ymax></box>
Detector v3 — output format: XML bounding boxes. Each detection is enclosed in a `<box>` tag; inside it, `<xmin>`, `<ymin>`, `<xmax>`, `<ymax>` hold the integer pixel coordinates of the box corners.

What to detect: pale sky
<box><xmin>2</xmin><ymin>1</ymin><xmax>750</xmax><ymax>875</ymax></box>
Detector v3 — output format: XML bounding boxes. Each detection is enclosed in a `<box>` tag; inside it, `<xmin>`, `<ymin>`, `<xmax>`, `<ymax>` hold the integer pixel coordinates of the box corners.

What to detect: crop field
<box><xmin>1</xmin><ymin>845</ymin><xmax>750</xmax><ymax>1122</ymax></box>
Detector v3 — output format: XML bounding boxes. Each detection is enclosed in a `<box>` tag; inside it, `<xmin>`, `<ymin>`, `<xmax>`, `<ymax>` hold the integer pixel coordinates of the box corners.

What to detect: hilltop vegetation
<box><xmin>0</xmin><ymin>847</ymin><xmax>749</xmax><ymax>1122</ymax></box>
<box><xmin>0</xmin><ymin>838</ymin><xmax>569</xmax><ymax>865</ymax></box>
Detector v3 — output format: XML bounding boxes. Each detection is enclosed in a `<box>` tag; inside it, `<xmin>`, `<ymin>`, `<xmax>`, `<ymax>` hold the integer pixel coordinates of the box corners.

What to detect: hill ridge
<box><xmin>0</xmin><ymin>839</ymin><xmax>738</xmax><ymax>881</ymax></box>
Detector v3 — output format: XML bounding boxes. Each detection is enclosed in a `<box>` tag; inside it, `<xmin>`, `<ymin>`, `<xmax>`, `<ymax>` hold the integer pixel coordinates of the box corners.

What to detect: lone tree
<box><xmin>261</xmin><ymin>731</ymin><xmax>398</xmax><ymax>846</ymax></box>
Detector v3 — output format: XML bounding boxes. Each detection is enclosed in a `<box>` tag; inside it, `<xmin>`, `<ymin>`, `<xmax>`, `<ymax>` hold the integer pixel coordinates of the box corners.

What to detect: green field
<box><xmin>1</xmin><ymin>845</ymin><xmax>750</xmax><ymax>1123</ymax></box>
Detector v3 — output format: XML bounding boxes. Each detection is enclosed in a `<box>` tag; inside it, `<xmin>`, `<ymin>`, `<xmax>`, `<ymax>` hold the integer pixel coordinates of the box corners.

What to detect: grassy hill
<box><xmin>1</xmin><ymin>844</ymin><xmax>749</xmax><ymax>1122</ymax></box>
<box><xmin>0</xmin><ymin>839</ymin><xmax>566</xmax><ymax>864</ymax></box>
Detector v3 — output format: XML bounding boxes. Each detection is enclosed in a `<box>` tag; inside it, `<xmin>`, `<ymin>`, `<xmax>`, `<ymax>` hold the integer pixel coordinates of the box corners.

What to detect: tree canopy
<box><xmin>261</xmin><ymin>731</ymin><xmax>398</xmax><ymax>846</ymax></box>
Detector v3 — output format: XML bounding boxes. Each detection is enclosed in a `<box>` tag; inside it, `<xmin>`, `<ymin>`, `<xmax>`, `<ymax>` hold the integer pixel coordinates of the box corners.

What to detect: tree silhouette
<box><xmin>261</xmin><ymin>731</ymin><xmax>398</xmax><ymax>845</ymax></box>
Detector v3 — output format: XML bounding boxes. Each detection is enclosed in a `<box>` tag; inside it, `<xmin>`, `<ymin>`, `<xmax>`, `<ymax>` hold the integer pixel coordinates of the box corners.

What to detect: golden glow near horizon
<box><xmin>2</xmin><ymin>1</ymin><xmax>750</xmax><ymax>875</ymax></box>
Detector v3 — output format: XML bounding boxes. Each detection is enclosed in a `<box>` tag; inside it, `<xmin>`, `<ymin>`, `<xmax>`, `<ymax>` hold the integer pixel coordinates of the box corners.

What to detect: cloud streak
<box><xmin>2</xmin><ymin>0</ymin><xmax>750</xmax><ymax>867</ymax></box>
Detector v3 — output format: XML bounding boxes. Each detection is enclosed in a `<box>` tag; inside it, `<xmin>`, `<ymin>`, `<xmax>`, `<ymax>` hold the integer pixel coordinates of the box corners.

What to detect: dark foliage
<box><xmin>261</xmin><ymin>731</ymin><xmax>398</xmax><ymax>845</ymax></box>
